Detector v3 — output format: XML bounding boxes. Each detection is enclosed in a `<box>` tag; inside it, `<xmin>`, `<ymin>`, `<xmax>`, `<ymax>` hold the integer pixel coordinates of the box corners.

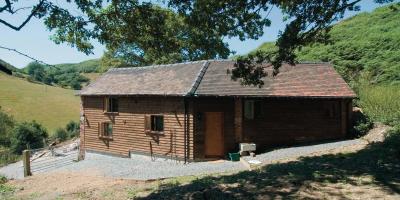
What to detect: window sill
<box><xmin>145</xmin><ymin>131</ymin><xmax>164</xmax><ymax>135</ymax></box>
<box><xmin>99</xmin><ymin>136</ymin><xmax>113</xmax><ymax>140</ymax></box>
<box><xmin>104</xmin><ymin>112</ymin><xmax>119</xmax><ymax>115</ymax></box>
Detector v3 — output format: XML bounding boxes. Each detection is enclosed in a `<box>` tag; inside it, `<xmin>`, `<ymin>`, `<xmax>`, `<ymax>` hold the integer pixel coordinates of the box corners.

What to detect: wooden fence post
<box><xmin>22</xmin><ymin>150</ymin><xmax>31</xmax><ymax>177</ymax></box>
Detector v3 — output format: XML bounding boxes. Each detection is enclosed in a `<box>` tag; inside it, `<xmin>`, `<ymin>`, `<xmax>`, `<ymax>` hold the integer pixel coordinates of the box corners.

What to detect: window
<box><xmin>244</xmin><ymin>100</ymin><xmax>263</xmax><ymax>120</ymax></box>
<box><xmin>325</xmin><ymin>101</ymin><xmax>339</xmax><ymax>119</ymax></box>
<box><xmin>99</xmin><ymin>122</ymin><xmax>113</xmax><ymax>139</ymax></box>
<box><xmin>104</xmin><ymin>97</ymin><xmax>118</xmax><ymax>113</ymax></box>
<box><xmin>145</xmin><ymin>115</ymin><xmax>164</xmax><ymax>133</ymax></box>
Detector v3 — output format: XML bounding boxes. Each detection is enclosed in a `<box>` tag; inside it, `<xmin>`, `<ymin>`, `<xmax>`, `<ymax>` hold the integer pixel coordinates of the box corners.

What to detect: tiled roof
<box><xmin>195</xmin><ymin>60</ymin><xmax>356</xmax><ymax>98</ymax></box>
<box><xmin>79</xmin><ymin>60</ymin><xmax>356</xmax><ymax>98</ymax></box>
<box><xmin>79</xmin><ymin>61</ymin><xmax>207</xmax><ymax>96</ymax></box>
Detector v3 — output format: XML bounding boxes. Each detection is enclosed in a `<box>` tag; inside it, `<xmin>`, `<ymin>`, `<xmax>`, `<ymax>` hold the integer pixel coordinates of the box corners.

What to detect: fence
<box><xmin>23</xmin><ymin>142</ymin><xmax>79</xmax><ymax>177</ymax></box>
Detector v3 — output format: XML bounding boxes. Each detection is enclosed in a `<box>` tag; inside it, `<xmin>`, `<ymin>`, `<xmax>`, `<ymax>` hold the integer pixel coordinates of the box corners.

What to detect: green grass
<box><xmin>356</xmin><ymin>84</ymin><xmax>400</xmax><ymax>126</ymax></box>
<box><xmin>0</xmin><ymin>73</ymin><xmax>80</xmax><ymax>133</ymax></box>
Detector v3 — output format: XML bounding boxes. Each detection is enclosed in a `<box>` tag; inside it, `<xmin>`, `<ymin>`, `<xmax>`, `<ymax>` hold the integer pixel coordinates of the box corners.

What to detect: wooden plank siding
<box><xmin>82</xmin><ymin>96</ymin><xmax>194</xmax><ymax>160</ymax></box>
<box><xmin>242</xmin><ymin>98</ymin><xmax>351</xmax><ymax>151</ymax></box>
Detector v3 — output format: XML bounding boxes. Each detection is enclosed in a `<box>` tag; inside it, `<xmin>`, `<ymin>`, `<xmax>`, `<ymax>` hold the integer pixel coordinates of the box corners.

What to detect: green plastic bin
<box><xmin>229</xmin><ymin>152</ymin><xmax>240</xmax><ymax>161</ymax></box>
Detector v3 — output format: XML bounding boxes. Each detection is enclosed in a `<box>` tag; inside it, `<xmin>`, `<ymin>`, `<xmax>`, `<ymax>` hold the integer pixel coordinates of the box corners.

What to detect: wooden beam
<box><xmin>234</xmin><ymin>98</ymin><xmax>243</xmax><ymax>143</ymax></box>
<box><xmin>341</xmin><ymin>99</ymin><xmax>347</xmax><ymax>137</ymax></box>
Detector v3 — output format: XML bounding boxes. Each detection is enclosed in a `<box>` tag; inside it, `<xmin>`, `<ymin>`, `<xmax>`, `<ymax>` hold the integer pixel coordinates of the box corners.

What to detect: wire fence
<box><xmin>28</xmin><ymin>143</ymin><xmax>79</xmax><ymax>174</ymax></box>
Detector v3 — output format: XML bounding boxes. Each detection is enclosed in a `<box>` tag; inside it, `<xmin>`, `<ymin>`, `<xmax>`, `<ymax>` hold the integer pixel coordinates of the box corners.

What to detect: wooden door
<box><xmin>204</xmin><ymin>112</ymin><xmax>224</xmax><ymax>157</ymax></box>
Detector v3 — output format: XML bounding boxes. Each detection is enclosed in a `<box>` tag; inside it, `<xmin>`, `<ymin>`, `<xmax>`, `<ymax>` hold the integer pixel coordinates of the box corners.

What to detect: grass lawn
<box><xmin>0</xmin><ymin>73</ymin><xmax>80</xmax><ymax>133</ymax></box>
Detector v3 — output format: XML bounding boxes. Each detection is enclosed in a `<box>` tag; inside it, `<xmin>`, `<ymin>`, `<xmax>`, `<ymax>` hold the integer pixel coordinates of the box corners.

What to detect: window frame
<box><xmin>99</xmin><ymin>121</ymin><xmax>113</xmax><ymax>140</ymax></box>
<box><xmin>104</xmin><ymin>97</ymin><xmax>119</xmax><ymax>114</ymax></box>
<box><xmin>145</xmin><ymin>114</ymin><xmax>164</xmax><ymax>134</ymax></box>
<box><xmin>244</xmin><ymin>100</ymin><xmax>264</xmax><ymax>120</ymax></box>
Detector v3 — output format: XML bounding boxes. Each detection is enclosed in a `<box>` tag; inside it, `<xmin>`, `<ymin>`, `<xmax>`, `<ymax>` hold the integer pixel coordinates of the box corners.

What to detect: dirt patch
<box><xmin>362</xmin><ymin>123</ymin><xmax>391</xmax><ymax>143</ymax></box>
<box><xmin>7</xmin><ymin>171</ymin><xmax>144</xmax><ymax>200</ymax></box>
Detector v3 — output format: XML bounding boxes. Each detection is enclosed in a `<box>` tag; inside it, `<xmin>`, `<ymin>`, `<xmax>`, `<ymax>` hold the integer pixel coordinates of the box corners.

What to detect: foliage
<box><xmin>2</xmin><ymin>0</ymin><xmax>392</xmax><ymax>72</ymax></box>
<box><xmin>0</xmin><ymin>175</ymin><xmax>14</xmax><ymax>197</ymax></box>
<box><xmin>10</xmin><ymin>121</ymin><xmax>48</xmax><ymax>154</ymax></box>
<box><xmin>0</xmin><ymin>149</ymin><xmax>20</xmax><ymax>167</ymax></box>
<box><xmin>25</xmin><ymin>62</ymin><xmax>46</xmax><ymax>82</ymax></box>
<box><xmin>53</xmin><ymin>127</ymin><xmax>68</xmax><ymax>142</ymax></box>
<box><xmin>255</xmin><ymin>4</ymin><xmax>400</xmax><ymax>85</ymax></box>
<box><xmin>23</xmin><ymin>62</ymin><xmax>89</xmax><ymax>89</ymax></box>
<box><xmin>65</xmin><ymin>121</ymin><xmax>80</xmax><ymax>138</ymax></box>
<box><xmin>47</xmin><ymin>67</ymin><xmax>89</xmax><ymax>90</ymax></box>
<box><xmin>0</xmin><ymin>73</ymin><xmax>80</xmax><ymax>132</ymax></box>
<box><xmin>356</xmin><ymin>84</ymin><xmax>400</xmax><ymax>126</ymax></box>
<box><xmin>350</xmin><ymin>111</ymin><xmax>373</xmax><ymax>137</ymax></box>
<box><xmin>55</xmin><ymin>59</ymin><xmax>100</xmax><ymax>73</ymax></box>
<box><xmin>0</xmin><ymin>108</ymin><xmax>15</xmax><ymax>147</ymax></box>
<box><xmin>52</xmin><ymin>121</ymin><xmax>80</xmax><ymax>142</ymax></box>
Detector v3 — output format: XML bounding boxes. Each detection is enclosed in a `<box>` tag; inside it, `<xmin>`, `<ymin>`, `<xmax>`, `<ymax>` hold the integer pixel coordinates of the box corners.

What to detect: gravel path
<box><xmin>243</xmin><ymin>138</ymin><xmax>363</xmax><ymax>163</ymax></box>
<box><xmin>0</xmin><ymin>138</ymin><xmax>364</xmax><ymax>180</ymax></box>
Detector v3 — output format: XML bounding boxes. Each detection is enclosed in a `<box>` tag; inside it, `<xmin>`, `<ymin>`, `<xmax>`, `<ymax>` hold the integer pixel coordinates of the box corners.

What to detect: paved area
<box><xmin>0</xmin><ymin>138</ymin><xmax>364</xmax><ymax>180</ymax></box>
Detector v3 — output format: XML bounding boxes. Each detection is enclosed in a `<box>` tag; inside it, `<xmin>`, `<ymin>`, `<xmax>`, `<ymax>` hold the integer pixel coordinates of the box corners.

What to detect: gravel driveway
<box><xmin>0</xmin><ymin>138</ymin><xmax>364</xmax><ymax>180</ymax></box>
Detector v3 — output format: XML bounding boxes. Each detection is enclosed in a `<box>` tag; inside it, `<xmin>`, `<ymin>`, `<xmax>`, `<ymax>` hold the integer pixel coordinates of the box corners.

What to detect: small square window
<box><xmin>105</xmin><ymin>97</ymin><xmax>118</xmax><ymax>113</ymax></box>
<box><xmin>145</xmin><ymin>115</ymin><xmax>164</xmax><ymax>133</ymax></box>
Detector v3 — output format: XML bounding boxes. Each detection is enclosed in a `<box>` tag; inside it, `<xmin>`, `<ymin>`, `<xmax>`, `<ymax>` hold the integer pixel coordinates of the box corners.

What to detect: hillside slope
<box><xmin>55</xmin><ymin>59</ymin><xmax>101</xmax><ymax>73</ymax></box>
<box><xmin>0</xmin><ymin>73</ymin><xmax>80</xmax><ymax>132</ymax></box>
<box><xmin>255</xmin><ymin>4</ymin><xmax>400</xmax><ymax>85</ymax></box>
<box><xmin>0</xmin><ymin>59</ymin><xmax>19</xmax><ymax>72</ymax></box>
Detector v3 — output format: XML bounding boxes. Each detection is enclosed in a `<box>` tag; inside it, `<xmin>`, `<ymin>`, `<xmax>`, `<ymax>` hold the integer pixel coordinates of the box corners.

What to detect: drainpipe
<box><xmin>183</xmin><ymin>97</ymin><xmax>188</xmax><ymax>164</ymax></box>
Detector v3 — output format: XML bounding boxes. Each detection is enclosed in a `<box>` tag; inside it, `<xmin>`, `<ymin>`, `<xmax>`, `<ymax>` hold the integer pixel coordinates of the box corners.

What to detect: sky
<box><xmin>0</xmin><ymin>0</ymin><xmax>390</xmax><ymax>68</ymax></box>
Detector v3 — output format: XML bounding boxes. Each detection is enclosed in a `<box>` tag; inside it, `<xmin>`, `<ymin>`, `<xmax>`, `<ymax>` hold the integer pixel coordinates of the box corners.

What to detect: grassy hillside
<box><xmin>255</xmin><ymin>4</ymin><xmax>400</xmax><ymax>85</ymax></box>
<box><xmin>0</xmin><ymin>59</ymin><xmax>19</xmax><ymax>72</ymax></box>
<box><xmin>0</xmin><ymin>73</ymin><xmax>80</xmax><ymax>133</ymax></box>
<box><xmin>55</xmin><ymin>59</ymin><xmax>101</xmax><ymax>73</ymax></box>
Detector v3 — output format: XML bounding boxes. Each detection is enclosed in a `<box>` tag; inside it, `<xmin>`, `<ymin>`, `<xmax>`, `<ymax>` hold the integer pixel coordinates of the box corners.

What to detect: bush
<box><xmin>53</xmin><ymin>128</ymin><xmax>68</xmax><ymax>142</ymax></box>
<box><xmin>10</xmin><ymin>121</ymin><xmax>48</xmax><ymax>154</ymax></box>
<box><xmin>351</xmin><ymin>110</ymin><xmax>373</xmax><ymax>137</ymax></box>
<box><xmin>0</xmin><ymin>109</ymin><xmax>15</xmax><ymax>147</ymax></box>
<box><xmin>66</xmin><ymin>121</ymin><xmax>79</xmax><ymax>138</ymax></box>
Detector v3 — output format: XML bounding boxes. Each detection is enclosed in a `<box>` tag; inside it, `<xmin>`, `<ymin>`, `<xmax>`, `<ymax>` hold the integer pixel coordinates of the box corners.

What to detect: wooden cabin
<box><xmin>78</xmin><ymin>60</ymin><xmax>356</xmax><ymax>161</ymax></box>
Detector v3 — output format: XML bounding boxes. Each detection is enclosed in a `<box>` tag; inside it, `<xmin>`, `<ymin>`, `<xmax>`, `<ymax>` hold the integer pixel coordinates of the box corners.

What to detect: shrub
<box><xmin>53</xmin><ymin>128</ymin><xmax>68</xmax><ymax>142</ymax></box>
<box><xmin>65</xmin><ymin>121</ymin><xmax>79</xmax><ymax>138</ymax></box>
<box><xmin>10</xmin><ymin>121</ymin><xmax>48</xmax><ymax>154</ymax></box>
<box><xmin>351</xmin><ymin>110</ymin><xmax>373</xmax><ymax>137</ymax></box>
<box><xmin>0</xmin><ymin>109</ymin><xmax>15</xmax><ymax>147</ymax></box>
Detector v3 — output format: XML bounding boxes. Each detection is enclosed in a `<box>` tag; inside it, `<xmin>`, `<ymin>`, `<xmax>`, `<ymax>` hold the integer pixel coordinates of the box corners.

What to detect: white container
<box><xmin>240</xmin><ymin>143</ymin><xmax>256</xmax><ymax>152</ymax></box>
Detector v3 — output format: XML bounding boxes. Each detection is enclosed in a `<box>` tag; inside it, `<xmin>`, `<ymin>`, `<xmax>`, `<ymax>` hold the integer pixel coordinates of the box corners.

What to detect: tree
<box><xmin>1</xmin><ymin>0</ymin><xmax>394</xmax><ymax>85</ymax></box>
<box><xmin>26</xmin><ymin>62</ymin><xmax>46</xmax><ymax>82</ymax></box>
<box><xmin>10</xmin><ymin>121</ymin><xmax>48</xmax><ymax>154</ymax></box>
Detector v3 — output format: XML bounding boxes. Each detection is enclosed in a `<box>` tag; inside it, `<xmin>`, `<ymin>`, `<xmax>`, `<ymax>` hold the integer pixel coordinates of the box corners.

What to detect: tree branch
<box><xmin>0</xmin><ymin>0</ymin><xmax>12</xmax><ymax>13</ymax></box>
<box><xmin>0</xmin><ymin>0</ymin><xmax>45</xmax><ymax>31</ymax></box>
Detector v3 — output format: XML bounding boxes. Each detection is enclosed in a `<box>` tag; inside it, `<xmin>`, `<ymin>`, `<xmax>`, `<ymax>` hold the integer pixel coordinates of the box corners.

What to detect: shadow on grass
<box><xmin>138</xmin><ymin>132</ymin><xmax>400</xmax><ymax>199</ymax></box>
